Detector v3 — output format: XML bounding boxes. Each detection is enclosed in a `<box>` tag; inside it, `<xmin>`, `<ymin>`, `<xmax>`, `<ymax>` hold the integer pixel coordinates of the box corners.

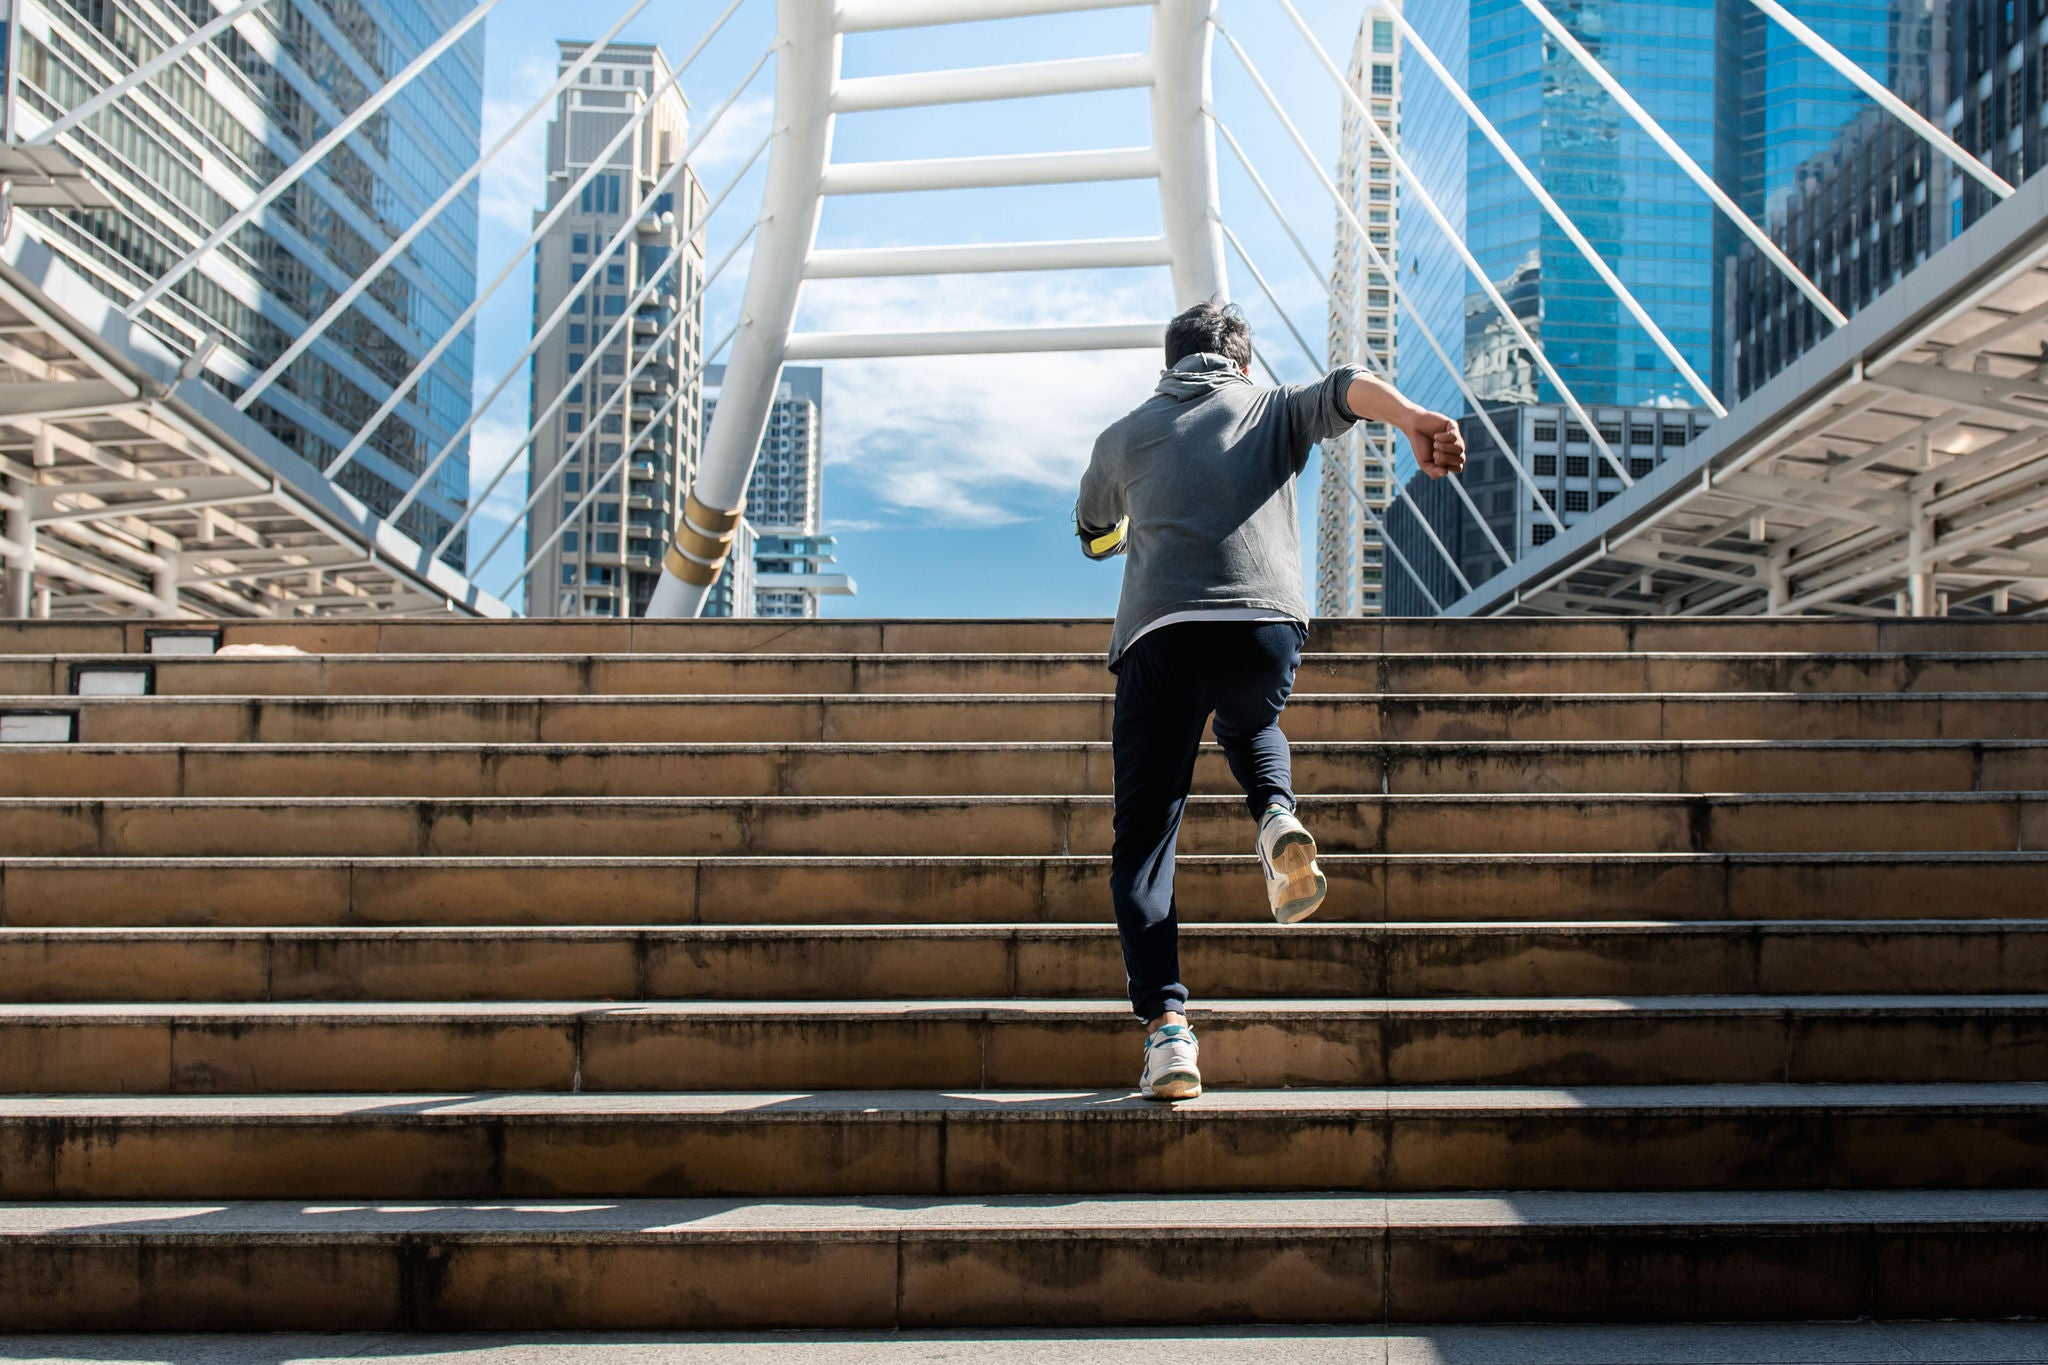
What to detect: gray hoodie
<box><xmin>1076</xmin><ymin>353</ymin><xmax>1371</xmax><ymax>668</ymax></box>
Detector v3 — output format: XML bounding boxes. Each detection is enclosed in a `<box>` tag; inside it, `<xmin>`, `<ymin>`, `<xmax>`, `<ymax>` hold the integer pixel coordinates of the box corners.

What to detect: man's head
<box><xmin>1164</xmin><ymin>299</ymin><xmax>1252</xmax><ymax>373</ymax></box>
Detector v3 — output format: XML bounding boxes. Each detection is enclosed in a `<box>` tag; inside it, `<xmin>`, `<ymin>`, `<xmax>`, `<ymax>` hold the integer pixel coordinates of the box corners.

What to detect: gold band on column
<box><xmin>664</xmin><ymin>544</ymin><xmax>722</xmax><ymax>587</ymax></box>
<box><xmin>674</xmin><ymin>521</ymin><xmax>733</xmax><ymax>561</ymax></box>
<box><xmin>683</xmin><ymin>492</ymin><xmax>743</xmax><ymax>535</ymax></box>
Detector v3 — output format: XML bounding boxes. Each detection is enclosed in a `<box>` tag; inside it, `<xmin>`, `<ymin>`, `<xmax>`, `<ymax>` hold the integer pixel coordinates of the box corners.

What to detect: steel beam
<box><xmin>819</xmin><ymin>147</ymin><xmax>1158</xmax><ymax>194</ymax></box>
<box><xmin>804</xmin><ymin>237</ymin><xmax>1172</xmax><ymax>277</ymax></box>
<box><xmin>783</xmin><ymin>323</ymin><xmax>1163</xmax><ymax>359</ymax></box>
<box><xmin>831</xmin><ymin>54</ymin><xmax>1152</xmax><ymax>112</ymax></box>
<box><xmin>1151</xmin><ymin>0</ymin><xmax>1226</xmax><ymax>306</ymax></box>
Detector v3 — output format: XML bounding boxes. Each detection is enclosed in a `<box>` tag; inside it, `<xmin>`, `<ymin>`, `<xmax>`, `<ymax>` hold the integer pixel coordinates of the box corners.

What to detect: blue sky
<box><xmin>456</xmin><ymin>0</ymin><xmax>1405</xmax><ymax>615</ymax></box>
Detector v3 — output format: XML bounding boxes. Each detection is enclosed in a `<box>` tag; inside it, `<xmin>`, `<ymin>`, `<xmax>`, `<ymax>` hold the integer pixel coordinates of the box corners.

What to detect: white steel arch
<box><xmin>646</xmin><ymin>0</ymin><xmax>1230</xmax><ymax>617</ymax></box>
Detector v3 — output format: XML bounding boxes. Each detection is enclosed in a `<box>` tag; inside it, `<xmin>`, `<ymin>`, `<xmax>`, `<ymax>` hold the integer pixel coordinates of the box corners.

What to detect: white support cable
<box><xmin>1221</xmin><ymin>218</ymin><xmax>1493</xmax><ymax>584</ymax></box>
<box><xmin>1743</xmin><ymin>0</ymin><xmax>2011</xmax><ymax>199</ymax></box>
<box><xmin>433</xmin><ymin>217</ymin><xmax>758</xmax><ymax>560</ymax></box>
<box><xmin>490</xmin><ymin>322</ymin><xmax>738</xmax><ymax>590</ymax></box>
<box><xmin>1217</xmin><ymin>18</ymin><xmax>1635</xmax><ymax>490</ymax></box>
<box><xmin>125</xmin><ymin>0</ymin><xmax>499</xmax><ymax>318</ymax></box>
<box><xmin>1517</xmin><ymin>0</ymin><xmax>1848</xmax><ymax>328</ymax></box>
<box><xmin>388</xmin><ymin>130</ymin><xmax>770</xmax><ymax>530</ymax></box>
<box><xmin>323</xmin><ymin>34</ymin><xmax>769</xmax><ymax>482</ymax></box>
<box><xmin>26</xmin><ymin>0</ymin><xmax>274</xmax><ymax>146</ymax></box>
<box><xmin>1346</xmin><ymin>0</ymin><xmax>1725</xmax><ymax>417</ymax></box>
<box><xmin>234</xmin><ymin>0</ymin><xmax>665</xmax><ymax>411</ymax></box>
<box><xmin>1210</xmin><ymin>110</ymin><xmax>1562</xmax><ymax>534</ymax></box>
<box><xmin>1252</xmin><ymin>346</ymin><xmax>1441</xmax><ymax>613</ymax></box>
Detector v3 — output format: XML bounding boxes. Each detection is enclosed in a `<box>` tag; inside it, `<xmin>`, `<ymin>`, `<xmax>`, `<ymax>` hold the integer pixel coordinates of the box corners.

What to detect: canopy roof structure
<box><xmin>1448</xmin><ymin>168</ymin><xmax>2048</xmax><ymax>619</ymax></box>
<box><xmin>0</xmin><ymin>226</ymin><xmax>509</xmax><ymax>620</ymax></box>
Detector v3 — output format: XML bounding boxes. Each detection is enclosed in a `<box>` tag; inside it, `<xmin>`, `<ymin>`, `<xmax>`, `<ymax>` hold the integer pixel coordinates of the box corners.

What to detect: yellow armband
<box><xmin>1079</xmin><ymin>516</ymin><xmax>1128</xmax><ymax>560</ymax></box>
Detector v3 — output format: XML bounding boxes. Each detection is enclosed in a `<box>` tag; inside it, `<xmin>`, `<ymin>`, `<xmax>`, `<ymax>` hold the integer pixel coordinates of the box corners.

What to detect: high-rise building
<box><xmin>702</xmin><ymin>363</ymin><xmax>852</xmax><ymax>618</ymax></box>
<box><xmin>1393</xmin><ymin>0</ymin><xmax>1470</xmax><ymax>432</ymax></box>
<box><xmin>524</xmin><ymin>41</ymin><xmax>707</xmax><ymax>619</ymax></box>
<box><xmin>1319</xmin><ymin>7</ymin><xmax>1403</xmax><ymax>618</ymax></box>
<box><xmin>1462</xmin><ymin>0</ymin><xmax>1892</xmax><ymax>409</ymax></box>
<box><xmin>3</xmin><ymin>0</ymin><xmax>486</xmax><ymax>560</ymax></box>
<box><xmin>1732</xmin><ymin>0</ymin><xmax>2043</xmax><ymax>398</ymax></box>
<box><xmin>1325</xmin><ymin>0</ymin><xmax>1906</xmax><ymax>614</ymax></box>
<box><xmin>1383</xmin><ymin>401</ymin><xmax>1714</xmax><ymax>614</ymax></box>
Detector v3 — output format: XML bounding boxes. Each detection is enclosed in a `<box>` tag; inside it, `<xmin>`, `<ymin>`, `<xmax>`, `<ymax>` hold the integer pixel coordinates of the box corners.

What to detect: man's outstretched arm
<box><xmin>1343</xmin><ymin>371</ymin><xmax>1468</xmax><ymax>479</ymax></box>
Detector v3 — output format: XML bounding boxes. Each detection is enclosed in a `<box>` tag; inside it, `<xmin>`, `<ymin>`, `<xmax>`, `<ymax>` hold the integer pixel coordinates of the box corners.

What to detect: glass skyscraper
<box><xmin>1395</xmin><ymin>0</ymin><xmax>1470</xmax><ymax>446</ymax></box>
<box><xmin>1450</xmin><ymin>0</ymin><xmax>1892</xmax><ymax>410</ymax></box>
<box><xmin>3</xmin><ymin>0</ymin><xmax>484</xmax><ymax>561</ymax></box>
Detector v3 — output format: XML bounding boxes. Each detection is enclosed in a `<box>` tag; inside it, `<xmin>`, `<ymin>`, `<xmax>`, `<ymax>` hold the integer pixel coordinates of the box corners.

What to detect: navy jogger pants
<box><xmin>1107</xmin><ymin>618</ymin><xmax>1308</xmax><ymax>1022</ymax></box>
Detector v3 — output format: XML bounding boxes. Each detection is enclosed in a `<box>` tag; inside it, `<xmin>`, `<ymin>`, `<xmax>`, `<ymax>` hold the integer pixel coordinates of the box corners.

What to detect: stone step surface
<box><xmin>6</xmin><ymin>852</ymin><xmax>2044</xmax><ymax>926</ymax></box>
<box><xmin>11</xmin><ymin>1322</ymin><xmax>2048</xmax><ymax>1364</ymax></box>
<box><xmin>3</xmin><ymin>1191</ymin><xmax>2045</xmax><ymax>1330</ymax></box>
<box><xmin>6</xmin><ymin>614</ymin><xmax>2046</xmax><ymax>655</ymax></box>
<box><xmin>3</xmin><ymin>920</ymin><xmax>2044</xmax><ymax>1002</ymax></box>
<box><xmin>4</xmin><ymin>995</ymin><xmax>2043</xmax><ymax>1092</ymax></box>
<box><xmin>26</xmin><ymin>690</ymin><xmax>2045</xmax><ymax>744</ymax></box>
<box><xmin>5</xmin><ymin>739</ymin><xmax>2045</xmax><ymax>798</ymax></box>
<box><xmin>5</xmin><ymin>614</ymin><xmax>2041</xmax><ymax>1333</ymax></box>
<box><xmin>4</xmin><ymin>791</ymin><xmax>2042</xmax><ymax>858</ymax></box>
<box><xmin>14</xmin><ymin>649</ymin><xmax>2048</xmax><ymax>698</ymax></box>
<box><xmin>4</xmin><ymin>1085</ymin><xmax>2042</xmax><ymax>1200</ymax></box>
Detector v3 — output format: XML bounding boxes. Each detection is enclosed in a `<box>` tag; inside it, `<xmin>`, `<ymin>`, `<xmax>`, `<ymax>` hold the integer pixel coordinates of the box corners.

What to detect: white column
<box><xmin>1907</xmin><ymin>488</ymin><xmax>1934</xmax><ymax>616</ymax></box>
<box><xmin>152</xmin><ymin>548</ymin><xmax>181</xmax><ymax>619</ymax></box>
<box><xmin>4</xmin><ymin>485</ymin><xmax>31</xmax><ymax>618</ymax></box>
<box><xmin>1150</xmin><ymin>0</ymin><xmax>1227</xmax><ymax>306</ymax></box>
<box><xmin>647</xmin><ymin>0</ymin><xmax>839</xmax><ymax>618</ymax></box>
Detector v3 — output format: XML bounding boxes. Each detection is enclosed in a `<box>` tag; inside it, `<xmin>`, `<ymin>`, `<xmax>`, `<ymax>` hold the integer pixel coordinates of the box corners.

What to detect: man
<box><xmin>1075</xmin><ymin>300</ymin><xmax>1467</xmax><ymax>1101</ymax></box>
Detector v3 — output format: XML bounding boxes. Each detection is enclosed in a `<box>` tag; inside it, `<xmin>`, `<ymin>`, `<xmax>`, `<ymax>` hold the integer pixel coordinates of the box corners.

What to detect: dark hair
<box><xmin>1163</xmin><ymin>299</ymin><xmax>1251</xmax><ymax>369</ymax></box>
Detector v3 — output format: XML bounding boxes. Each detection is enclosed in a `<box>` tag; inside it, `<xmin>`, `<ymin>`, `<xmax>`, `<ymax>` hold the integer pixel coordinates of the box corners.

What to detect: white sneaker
<box><xmin>1257</xmin><ymin>804</ymin><xmax>1327</xmax><ymax>924</ymax></box>
<box><xmin>1139</xmin><ymin>1022</ymin><xmax>1202</xmax><ymax>1100</ymax></box>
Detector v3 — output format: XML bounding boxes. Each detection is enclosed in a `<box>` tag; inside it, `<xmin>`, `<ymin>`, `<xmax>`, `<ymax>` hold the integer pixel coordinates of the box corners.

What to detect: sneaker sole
<box><xmin>1267</xmin><ymin>830</ymin><xmax>1327</xmax><ymax>924</ymax></box>
<box><xmin>1146</xmin><ymin>1072</ymin><xmax>1203</xmax><ymax>1101</ymax></box>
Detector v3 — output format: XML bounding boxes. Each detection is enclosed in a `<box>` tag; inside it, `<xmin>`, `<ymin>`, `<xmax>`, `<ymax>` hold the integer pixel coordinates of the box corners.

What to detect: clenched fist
<box><xmin>1407</xmin><ymin>411</ymin><xmax>1466</xmax><ymax>479</ymax></box>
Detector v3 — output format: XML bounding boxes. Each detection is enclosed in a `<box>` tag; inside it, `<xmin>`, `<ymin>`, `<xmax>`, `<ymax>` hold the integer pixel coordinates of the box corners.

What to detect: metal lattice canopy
<box><xmin>0</xmin><ymin>232</ymin><xmax>508</xmax><ymax>619</ymax></box>
<box><xmin>1448</xmin><ymin>167</ymin><xmax>2048</xmax><ymax>619</ymax></box>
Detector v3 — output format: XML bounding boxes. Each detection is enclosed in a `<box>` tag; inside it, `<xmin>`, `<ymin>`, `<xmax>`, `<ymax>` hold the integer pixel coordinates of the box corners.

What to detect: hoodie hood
<box><xmin>1153</xmin><ymin>351</ymin><xmax>1251</xmax><ymax>402</ymax></box>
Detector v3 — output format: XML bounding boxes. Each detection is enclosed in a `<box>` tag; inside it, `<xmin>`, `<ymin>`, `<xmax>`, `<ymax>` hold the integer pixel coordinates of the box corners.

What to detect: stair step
<box><xmin>5</xmin><ymin>995</ymin><xmax>2044</xmax><ymax>1092</ymax></box>
<box><xmin>4</xmin><ymin>792</ymin><xmax>2040</xmax><ymax>858</ymax></box>
<box><xmin>4</xmin><ymin>921</ymin><xmax>2044</xmax><ymax>1002</ymax></box>
<box><xmin>3</xmin><ymin>1190</ymin><xmax>2045</xmax><ymax>1329</ymax></box>
<box><xmin>7</xmin><ymin>614</ymin><xmax>2047</xmax><ymax>656</ymax></box>
<box><xmin>7</xmin><ymin>853</ymin><xmax>2044</xmax><ymax>926</ymax></box>
<box><xmin>14</xmin><ymin>650</ymin><xmax>2048</xmax><ymax>700</ymax></box>
<box><xmin>35</xmin><ymin>691</ymin><xmax>2048</xmax><ymax>744</ymax></box>
<box><xmin>4</xmin><ymin>739</ymin><xmax>2043</xmax><ymax>798</ymax></box>
<box><xmin>5</xmin><ymin>1084</ymin><xmax>2044</xmax><ymax>1200</ymax></box>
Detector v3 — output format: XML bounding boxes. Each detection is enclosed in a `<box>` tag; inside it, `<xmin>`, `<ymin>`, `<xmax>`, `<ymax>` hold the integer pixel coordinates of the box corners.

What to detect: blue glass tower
<box><xmin>5</xmin><ymin>0</ymin><xmax>485</xmax><ymax>561</ymax></box>
<box><xmin>1395</xmin><ymin>0</ymin><xmax>1470</xmax><ymax>457</ymax></box>
<box><xmin>1431</xmin><ymin>0</ymin><xmax>1893</xmax><ymax>413</ymax></box>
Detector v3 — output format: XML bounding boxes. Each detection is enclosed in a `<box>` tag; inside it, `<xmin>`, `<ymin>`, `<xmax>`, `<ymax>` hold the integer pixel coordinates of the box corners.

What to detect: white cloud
<box><xmin>478</xmin><ymin>55</ymin><xmax>555</xmax><ymax>238</ymax></box>
<box><xmin>691</xmin><ymin>94</ymin><xmax>774</xmax><ymax>176</ymax></box>
<box><xmin>796</xmin><ymin>273</ymin><xmax>1169</xmax><ymax>527</ymax></box>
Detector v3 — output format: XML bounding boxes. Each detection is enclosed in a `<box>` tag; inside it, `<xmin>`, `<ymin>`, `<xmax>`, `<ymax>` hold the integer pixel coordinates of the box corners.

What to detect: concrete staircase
<box><xmin>2</xmin><ymin>615</ymin><xmax>2047</xmax><ymax>1330</ymax></box>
